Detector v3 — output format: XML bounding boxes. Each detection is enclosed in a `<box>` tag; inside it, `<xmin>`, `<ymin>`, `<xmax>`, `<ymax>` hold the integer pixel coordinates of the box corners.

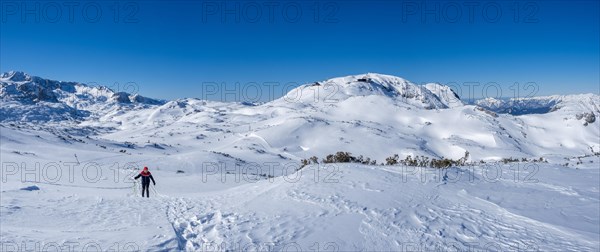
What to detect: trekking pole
<box><xmin>74</xmin><ymin>154</ymin><xmax>80</xmax><ymax>165</ymax></box>
<box><xmin>132</xmin><ymin>180</ymin><xmax>138</xmax><ymax>196</ymax></box>
<box><xmin>150</xmin><ymin>183</ymin><xmax>160</xmax><ymax>197</ymax></box>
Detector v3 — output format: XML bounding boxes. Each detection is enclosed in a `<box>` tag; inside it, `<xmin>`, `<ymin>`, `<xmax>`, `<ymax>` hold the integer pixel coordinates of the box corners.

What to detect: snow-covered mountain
<box><xmin>474</xmin><ymin>94</ymin><xmax>600</xmax><ymax>116</ymax></box>
<box><xmin>424</xmin><ymin>82</ymin><xmax>464</xmax><ymax>108</ymax></box>
<box><xmin>275</xmin><ymin>73</ymin><xmax>450</xmax><ymax>109</ymax></box>
<box><xmin>1</xmin><ymin>71</ymin><xmax>599</xmax><ymax>251</ymax></box>
<box><xmin>0</xmin><ymin>71</ymin><xmax>163</xmax><ymax>122</ymax></box>
<box><xmin>1</xmin><ymin>71</ymin><xmax>599</xmax><ymax>161</ymax></box>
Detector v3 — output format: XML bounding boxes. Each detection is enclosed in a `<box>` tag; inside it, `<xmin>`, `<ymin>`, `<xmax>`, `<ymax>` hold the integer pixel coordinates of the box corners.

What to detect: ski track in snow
<box><xmin>154</xmin><ymin>165</ymin><xmax>598</xmax><ymax>251</ymax></box>
<box><xmin>2</xmin><ymin>162</ymin><xmax>599</xmax><ymax>251</ymax></box>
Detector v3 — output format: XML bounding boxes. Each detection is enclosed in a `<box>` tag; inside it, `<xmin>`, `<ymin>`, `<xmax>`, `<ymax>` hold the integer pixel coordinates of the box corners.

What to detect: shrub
<box><xmin>307</xmin><ymin>150</ymin><xmax>483</xmax><ymax>169</ymax></box>
<box><xmin>385</xmin><ymin>154</ymin><xmax>399</xmax><ymax>165</ymax></box>
<box><xmin>430</xmin><ymin>158</ymin><xmax>454</xmax><ymax>168</ymax></box>
<box><xmin>334</xmin><ymin>152</ymin><xmax>355</xmax><ymax>163</ymax></box>
<box><xmin>323</xmin><ymin>152</ymin><xmax>358</xmax><ymax>163</ymax></box>
<box><xmin>322</xmin><ymin>154</ymin><xmax>335</xmax><ymax>164</ymax></box>
<box><xmin>301</xmin><ymin>159</ymin><xmax>309</xmax><ymax>166</ymax></box>
<box><xmin>315</xmin><ymin>152</ymin><xmax>376</xmax><ymax>164</ymax></box>
<box><xmin>501</xmin><ymin>157</ymin><xmax>520</xmax><ymax>164</ymax></box>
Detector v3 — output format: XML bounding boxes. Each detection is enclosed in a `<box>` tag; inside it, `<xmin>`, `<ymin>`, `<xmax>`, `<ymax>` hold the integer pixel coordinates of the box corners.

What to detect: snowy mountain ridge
<box><xmin>0</xmin><ymin>71</ymin><xmax>163</xmax><ymax>122</ymax></box>
<box><xmin>1</xmin><ymin>71</ymin><xmax>599</xmax><ymax>162</ymax></box>
<box><xmin>474</xmin><ymin>94</ymin><xmax>600</xmax><ymax>115</ymax></box>
<box><xmin>2</xmin><ymin>71</ymin><xmax>597</xmax><ymax>121</ymax></box>
<box><xmin>279</xmin><ymin>73</ymin><xmax>451</xmax><ymax>109</ymax></box>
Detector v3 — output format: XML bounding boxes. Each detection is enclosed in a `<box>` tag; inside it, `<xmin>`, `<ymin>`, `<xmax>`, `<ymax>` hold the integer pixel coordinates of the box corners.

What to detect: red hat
<box><xmin>143</xmin><ymin>167</ymin><xmax>148</xmax><ymax>171</ymax></box>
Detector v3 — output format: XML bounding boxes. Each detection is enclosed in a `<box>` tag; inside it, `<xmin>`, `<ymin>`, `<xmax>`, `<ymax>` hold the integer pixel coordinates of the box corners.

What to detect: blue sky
<box><xmin>1</xmin><ymin>0</ymin><xmax>598</xmax><ymax>101</ymax></box>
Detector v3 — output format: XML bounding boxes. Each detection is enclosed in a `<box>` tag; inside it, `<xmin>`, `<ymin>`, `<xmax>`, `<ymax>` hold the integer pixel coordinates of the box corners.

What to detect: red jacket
<box><xmin>134</xmin><ymin>170</ymin><xmax>156</xmax><ymax>185</ymax></box>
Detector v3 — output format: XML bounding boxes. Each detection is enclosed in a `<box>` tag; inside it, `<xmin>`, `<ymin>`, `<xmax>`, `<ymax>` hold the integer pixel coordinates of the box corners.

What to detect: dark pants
<box><xmin>142</xmin><ymin>183</ymin><xmax>150</xmax><ymax>198</ymax></box>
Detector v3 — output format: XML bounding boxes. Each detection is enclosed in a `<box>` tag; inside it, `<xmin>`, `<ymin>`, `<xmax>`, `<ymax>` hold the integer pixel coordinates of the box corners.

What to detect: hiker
<box><xmin>134</xmin><ymin>167</ymin><xmax>156</xmax><ymax>198</ymax></box>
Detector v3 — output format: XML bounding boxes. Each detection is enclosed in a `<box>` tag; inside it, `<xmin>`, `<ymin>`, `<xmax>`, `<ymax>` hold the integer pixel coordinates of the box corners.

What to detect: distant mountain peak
<box><xmin>287</xmin><ymin>73</ymin><xmax>450</xmax><ymax>109</ymax></box>
<box><xmin>0</xmin><ymin>71</ymin><xmax>165</xmax><ymax>122</ymax></box>
<box><xmin>1</xmin><ymin>71</ymin><xmax>33</xmax><ymax>82</ymax></box>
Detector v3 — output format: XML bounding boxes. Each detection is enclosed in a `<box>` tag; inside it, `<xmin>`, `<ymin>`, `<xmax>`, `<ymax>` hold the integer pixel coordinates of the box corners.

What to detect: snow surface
<box><xmin>1</xmin><ymin>71</ymin><xmax>599</xmax><ymax>251</ymax></box>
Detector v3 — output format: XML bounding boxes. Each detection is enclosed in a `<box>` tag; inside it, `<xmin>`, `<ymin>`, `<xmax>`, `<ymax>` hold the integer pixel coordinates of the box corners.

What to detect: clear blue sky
<box><xmin>1</xmin><ymin>0</ymin><xmax>598</xmax><ymax>101</ymax></box>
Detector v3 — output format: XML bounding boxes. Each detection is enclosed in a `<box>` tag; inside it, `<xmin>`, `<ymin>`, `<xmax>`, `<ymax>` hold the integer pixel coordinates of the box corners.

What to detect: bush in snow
<box><xmin>501</xmin><ymin>157</ymin><xmax>520</xmax><ymax>164</ymax></box>
<box><xmin>385</xmin><ymin>154</ymin><xmax>399</xmax><ymax>165</ymax></box>
<box><xmin>323</xmin><ymin>152</ymin><xmax>357</xmax><ymax>163</ymax></box>
<box><xmin>392</xmin><ymin>151</ymin><xmax>471</xmax><ymax>168</ymax></box>
<box><xmin>302</xmin><ymin>152</ymin><xmax>376</xmax><ymax>165</ymax></box>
